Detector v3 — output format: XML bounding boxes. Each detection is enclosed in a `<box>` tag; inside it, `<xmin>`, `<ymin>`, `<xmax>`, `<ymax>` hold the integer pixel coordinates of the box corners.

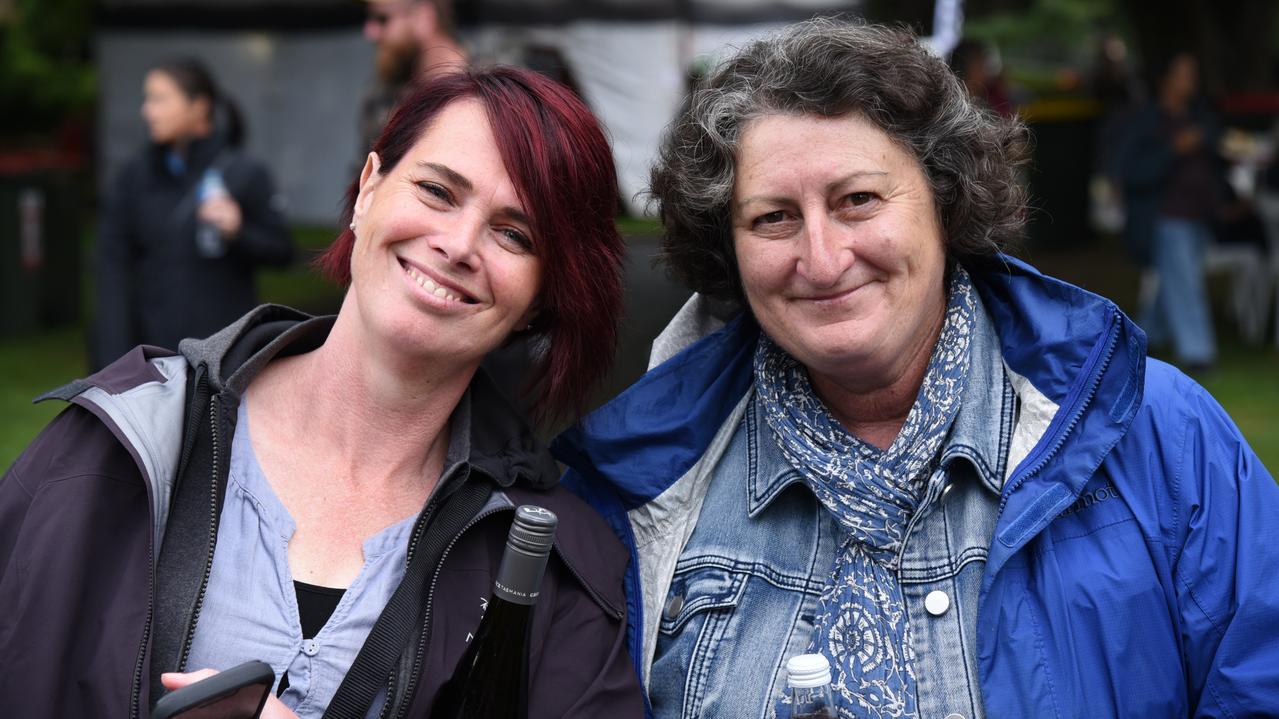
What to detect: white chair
<box><xmin>1254</xmin><ymin>191</ymin><xmax>1279</xmax><ymax>348</ymax></box>
<box><xmin>1204</xmin><ymin>240</ymin><xmax>1271</xmax><ymax>346</ymax></box>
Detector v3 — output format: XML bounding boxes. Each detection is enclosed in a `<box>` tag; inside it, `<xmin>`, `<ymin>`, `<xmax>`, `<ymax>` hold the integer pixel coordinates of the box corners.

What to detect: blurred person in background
<box><xmin>93</xmin><ymin>58</ymin><xmax>294</xmax><ymax>371</ymax></box>
<box><xmin>1118</xmin><ymin>51</ymin><xmax>1222</xmax><ymax>372</ymax></box>
<box><xmin>1087</xmin><ymin>32</ymin><xmax>1144</xmax><ymax>236</ymax></box>
<box><xmin>555</xmin><ymin>20</ymin><xmax>1279</xmax><ymax>718</ymax></box>
<box><xmin>1</xmin><ymin>67</ymin><xmax>643</xmax><ymax>718</ymax></box>
<box><xmin>360</xmin><ymin>0</ymin><xmax>467</xmax><ymax>161</ymax></box>
<box><xmin>949</xmin><ymin>38</ymin><xmax>1014</xmax><ymax>118</ymax></box>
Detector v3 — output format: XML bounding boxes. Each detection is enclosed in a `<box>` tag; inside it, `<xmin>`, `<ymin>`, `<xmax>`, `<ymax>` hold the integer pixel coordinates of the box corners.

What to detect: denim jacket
<box><xmin>647</xmin><ymin>290</ymin><xmax>1014</xmax><ymax>719</ymax></box>
<box><xmin>554</xmin><ymin>257</ymin><xmax>1279</xmax><ymax>719</ymax></box>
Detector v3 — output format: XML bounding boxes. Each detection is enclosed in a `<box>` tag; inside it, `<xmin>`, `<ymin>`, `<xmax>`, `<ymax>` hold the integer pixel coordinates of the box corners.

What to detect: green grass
<box><xmin>259</xmin><ymin>224</ymin><xmax>345</xmax><ymax>314</ymax></box>
<box><xmin>1193</xmin><ymin>346</ymin><xmax>1279</xmax><ymax>471</ymax></box>
<box><xmin>0</xmin><ymin>326</ymin><xmax>87</xmax><ymax>466</ymax></box>
<box><xmin>615</xmin><ymin>215</ymin><xmax>663</xmax><ymax>237</ymax></box>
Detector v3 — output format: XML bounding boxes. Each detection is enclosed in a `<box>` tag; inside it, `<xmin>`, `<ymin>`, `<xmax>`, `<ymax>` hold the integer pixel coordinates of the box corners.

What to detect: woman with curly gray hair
<box><xmin>554</xmin><ymin>18</ymin><xmax>1279</xmax><ymax>719</ymax></box>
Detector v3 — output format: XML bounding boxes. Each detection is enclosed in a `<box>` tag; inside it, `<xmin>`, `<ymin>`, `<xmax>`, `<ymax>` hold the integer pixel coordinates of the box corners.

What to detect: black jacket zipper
<box><xmin>177</xmin><ymin>394</ymin><xmax>224</xmax><ymax>671</ymax></box>
<box><xmin>130</xmin><ymin>371</ymin><xmax>215</xmax><ymax>718</ymax></box>
<box><xmin>128</xmin><ymin>536</ymin><xmax>156</xmax><ymax>719</ymax></box>
<box><xmin>387</xmin><ymin>502</ymin><xmax>508</xmax><ymax>719</ymax></box>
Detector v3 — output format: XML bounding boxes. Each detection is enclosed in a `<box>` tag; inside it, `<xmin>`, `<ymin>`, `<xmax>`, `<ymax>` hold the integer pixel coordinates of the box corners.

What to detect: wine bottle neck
<box><xmin>493</xmin><ymin>545</ymin><xmax>550</xmax><ymax>605</ymax></box>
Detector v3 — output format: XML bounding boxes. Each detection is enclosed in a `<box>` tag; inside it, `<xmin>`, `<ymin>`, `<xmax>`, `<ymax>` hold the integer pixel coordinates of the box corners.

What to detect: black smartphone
<box><xmin>151</xmin><ymin>660</ymin><xmax>275</xmax><ymax>719</ymax></box>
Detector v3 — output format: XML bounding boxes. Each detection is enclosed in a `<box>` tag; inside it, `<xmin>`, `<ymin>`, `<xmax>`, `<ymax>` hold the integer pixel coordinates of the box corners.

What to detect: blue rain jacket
<box><xmin>553</xmin><ymin>256</ymin><xmax>1279</xmax><ymax>718</ymax></box>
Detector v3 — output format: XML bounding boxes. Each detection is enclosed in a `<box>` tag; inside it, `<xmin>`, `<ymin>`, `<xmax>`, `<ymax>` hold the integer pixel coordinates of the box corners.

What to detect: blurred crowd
<box><xmin>83</xmin><ymin>0</ymin><xmax>1279</xmax><ymax>372</ymax></box>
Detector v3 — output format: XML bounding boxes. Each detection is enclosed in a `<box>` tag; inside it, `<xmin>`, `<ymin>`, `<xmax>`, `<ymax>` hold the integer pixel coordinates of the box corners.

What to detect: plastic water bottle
<box><xmin>786</xmin><ymin>653</ymin><xmax>836</xmax><ymax>718</ymax></box>
<box><xmin>196</xmin><ymin>168</ymin><xmax>228</xmax><ymax>258</ymax></box>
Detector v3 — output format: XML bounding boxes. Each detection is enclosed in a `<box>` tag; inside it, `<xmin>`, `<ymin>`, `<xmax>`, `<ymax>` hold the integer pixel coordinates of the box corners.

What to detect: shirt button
<box><xmin>664</xmin><ymin>594</ymin><xmax>684</xmax><ymax>620</ymax></box>
<box><xmin>925</xmin><ymin>590</ymin><xmax>951</xmax><ymax>616</ymax></box>
<box><xmin>303</xmin><ymin>639</ymin><xmax>320</xmax><ymax>656</ymax></box>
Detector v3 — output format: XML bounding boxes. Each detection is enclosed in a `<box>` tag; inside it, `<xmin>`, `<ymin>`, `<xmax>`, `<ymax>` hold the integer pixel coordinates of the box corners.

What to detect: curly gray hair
<box><xmin>650</xmin><ymin>18</ymin><xmax>1030</xmax><ymax>301</ymax></box>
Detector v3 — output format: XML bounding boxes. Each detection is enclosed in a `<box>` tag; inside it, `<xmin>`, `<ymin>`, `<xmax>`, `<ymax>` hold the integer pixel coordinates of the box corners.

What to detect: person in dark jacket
<box><xmin>1117</xmin><ymin>52</ymin><xmax>1222</xmax><ymax>371</ymax></box>
<box><xmin>1</xmin><ymin>67</ymin><xmax>643</xmax><ymax>718</ymax></box>
<box><xmin>93</xmin><ymin>58</ymin><xmax>294</xmax><ymax>370</ymax></box>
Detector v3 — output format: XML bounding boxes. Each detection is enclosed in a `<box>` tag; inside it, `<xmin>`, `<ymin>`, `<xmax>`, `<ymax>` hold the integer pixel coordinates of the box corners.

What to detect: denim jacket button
<box><xmin>940</xmin><ymin>482</ymin><xmax>955</xmax><ymax>502</ymax></box>
<box><xmin>925</xmin><ymin>590</ymin><xmax>951</xmax><ymax>616</ymax></box>
<box><xmin>664</xmin><ymin>593</ymin><xmax>685</xmax><ymax>620</ymax></box>
<box><xmin>944</xmin><ymin>714</ymin><xmax>966</xmax><ymax>719</ymax></box>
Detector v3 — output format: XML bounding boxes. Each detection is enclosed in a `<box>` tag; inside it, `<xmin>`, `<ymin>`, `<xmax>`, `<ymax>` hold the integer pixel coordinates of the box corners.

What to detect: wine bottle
<box><xmin>785</xmin><ymin>653</ymin><xmax>836</xmax><ymax>719</ymax></box>
<box><xmin>432</xmin><ymin>505</ymin><xmax>558</xmax><ymax>719</ymax></box>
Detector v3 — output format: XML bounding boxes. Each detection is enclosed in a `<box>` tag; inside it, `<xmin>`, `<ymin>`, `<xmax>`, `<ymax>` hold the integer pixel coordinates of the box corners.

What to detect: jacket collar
<box><xmin>552</xmin><ymin>311</ymin><xmax>760</xmax><ymax>510</ymax></box>
<box><xmin>558</xmin><ymin>256</ymin><xmax>1145</xmax><ymax>558</ymax></box>
<box><xmin>939</xmin><ymin>284</ymin><xmax>1014</xmax><ymax>496</ymax></box>
<box><xmin>746</xmin><ymin>287</ymin><xmax>1014</xmax><ymax>516</ymax></box>
<box><xmin>973</xmin><ymin>256</ymin><xmax>1145</xmax><ymax>578</ymax></box>
<box><xmin>179</xmin><ymin>304</ymin><xmax>560</xmax><ymax>490</ymax></box>
<box><xmin>745</xmin><ymin>258</ymin><xmax>1146</xmax><ymax>577</ymax></box>
<box><xmin>743</xmin><ymin>256</ymin><xmax>1145</xmax><ymax>556</ymax></box>
<box><xmin>148</xmin><ymin>134</ymin><xmax>225</xmax><ymax>178</ymax></box>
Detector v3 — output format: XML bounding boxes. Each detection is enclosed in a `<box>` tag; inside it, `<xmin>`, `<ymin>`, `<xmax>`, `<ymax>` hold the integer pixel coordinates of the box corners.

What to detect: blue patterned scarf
<box><xmin>757</xmin><ymin>268</ymin><xmax>976</xmax><ymax>719</ymax></box>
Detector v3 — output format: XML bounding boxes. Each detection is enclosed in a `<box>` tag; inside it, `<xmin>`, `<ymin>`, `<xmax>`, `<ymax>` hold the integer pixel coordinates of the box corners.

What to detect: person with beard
<box><xmin>359</xmin><ymin>0</ymin><xmax>467</xmax><ymax>164</ymax></box>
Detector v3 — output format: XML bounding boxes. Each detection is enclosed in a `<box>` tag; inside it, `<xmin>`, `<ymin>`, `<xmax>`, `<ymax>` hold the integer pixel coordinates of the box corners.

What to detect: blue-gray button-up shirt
<box><xmin>185</xmin><ymin>401</ymin><xmax>419</xmax><ymax>718</ymax></box>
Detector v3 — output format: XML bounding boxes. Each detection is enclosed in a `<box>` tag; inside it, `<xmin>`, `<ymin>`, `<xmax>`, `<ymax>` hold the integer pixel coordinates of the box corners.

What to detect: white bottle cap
<box><xmin>785</xmin><ymin>653</ymin><xmax>831</xmax><ymax>689</ymax></box>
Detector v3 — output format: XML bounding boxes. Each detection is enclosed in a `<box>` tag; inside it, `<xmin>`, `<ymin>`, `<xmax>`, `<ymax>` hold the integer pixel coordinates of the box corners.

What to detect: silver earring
<box><xmin>349</xmin><ymin>221</ymin><xmax>356</xmax><ymax>231</ymax></box>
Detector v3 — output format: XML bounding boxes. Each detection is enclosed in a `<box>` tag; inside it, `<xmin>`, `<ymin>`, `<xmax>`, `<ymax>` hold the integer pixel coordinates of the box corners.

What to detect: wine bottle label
<box><xmin>493</xmin><ymin>548</ymin><xmax>549</xmax><ymax>606</ymax></box>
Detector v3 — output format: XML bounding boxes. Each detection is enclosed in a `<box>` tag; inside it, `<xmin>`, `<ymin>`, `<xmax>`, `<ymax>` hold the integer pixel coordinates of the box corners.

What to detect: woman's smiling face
<box><xmin>348</xmin><ymin>97</ymin><xmax>542</xmax><ymax>366</ymax></box>
<box><xmin>731</xmin><ymin>111</ymin><xmax>948</xmax><ymax>388</ymax></box>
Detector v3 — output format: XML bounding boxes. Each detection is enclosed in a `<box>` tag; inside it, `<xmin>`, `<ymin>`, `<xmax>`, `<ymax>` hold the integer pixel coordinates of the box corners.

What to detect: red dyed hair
<box><xmin>316</xmin><ymin>67</ymin><xmax>624</xmax><ymax>422</ymax></box>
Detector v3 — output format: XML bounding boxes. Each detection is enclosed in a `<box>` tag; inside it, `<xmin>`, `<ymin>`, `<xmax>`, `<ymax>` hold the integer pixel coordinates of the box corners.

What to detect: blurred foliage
<box><xmin>965</xmin><ymin>0</ymin><xmax>1120</xmax><ymax>56</ymax></box>
<box><xmin>0</xmin><ymin>0</ymin><xmax>96</xmax><ymax>140</ymax></box>
<box><xmin>963</xmin><ymin>0</ymin><xmax>1128</xmax><ymax>99</ymax></box>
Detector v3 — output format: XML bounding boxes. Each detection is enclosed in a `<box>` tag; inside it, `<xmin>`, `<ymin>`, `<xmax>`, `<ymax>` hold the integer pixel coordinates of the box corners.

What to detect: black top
<box><xmin>294</xmin><ymin>580</ymin><xmax>345</xmax><ymax>639</ymax></box>
<box><xmin>1159</xmin><ymin>111</ymin><xmax>1219</xmax><ymax>221</ymax></box>
<box><xmin>278</xmin><ymin>581</ymin><xmax>347</xmax><ymax>696</ymax></box>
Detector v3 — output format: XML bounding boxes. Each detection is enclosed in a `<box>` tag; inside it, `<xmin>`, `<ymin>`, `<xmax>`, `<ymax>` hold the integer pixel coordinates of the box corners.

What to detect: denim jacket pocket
<box><xmin>659</xmin><ymin>563</ymin><xmax>749</xmax><ymax>636</ymax></box>
<box><xmin>651</xmin><ymin>563</ymin><xmax>753</xmax><ymax>719</ymax></box>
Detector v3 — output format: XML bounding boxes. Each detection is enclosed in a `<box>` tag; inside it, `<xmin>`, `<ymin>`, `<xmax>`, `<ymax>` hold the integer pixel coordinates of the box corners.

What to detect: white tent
<box><xmin>97</xmin><ymin>0</ymin><xmax>962</xmax><ymax>221</ymax></box>
<box><xmin>465</xmin><ymin>0</ymin><xmax>962</xmax><ymax>213</ymax></box>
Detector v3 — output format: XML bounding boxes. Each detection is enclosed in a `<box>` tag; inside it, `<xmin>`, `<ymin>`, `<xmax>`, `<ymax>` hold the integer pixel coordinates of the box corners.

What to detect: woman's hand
<box><xmin>161</xmin><ymin>668</ymin><xmax>299</xmax><ymax>719</ymax></box>
<box><xmin>198</xmin><ymin>195</ymin><xmax>243</xmax><ymax>239</ymax></box>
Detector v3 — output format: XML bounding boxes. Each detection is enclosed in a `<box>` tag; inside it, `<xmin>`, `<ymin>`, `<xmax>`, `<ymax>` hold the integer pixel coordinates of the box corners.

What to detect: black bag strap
<box><xmin>323</xmin><ymin>477</ymin><xmax>493</xmax><ymax>719</ymax></box>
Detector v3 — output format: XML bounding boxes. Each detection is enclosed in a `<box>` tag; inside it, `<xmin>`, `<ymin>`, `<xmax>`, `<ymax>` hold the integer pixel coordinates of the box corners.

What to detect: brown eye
<box><xmin>417</xmin><ymin>182</ymin><xmax>453</xmax><ymax>203</ymax></box>
<box><xmin>495</xmin><ymin>227</ymin><xmax>535</xmax><ymax>254</ymax></box>
<box><xmin>848</xmin><ymin>192</ymin><xmax>874</xmax><ymax>206</ymax></box>
<box><xmin>755</xmin><ymin>210</ymin><xmax>787</xmax><ymax>226</ymax></box>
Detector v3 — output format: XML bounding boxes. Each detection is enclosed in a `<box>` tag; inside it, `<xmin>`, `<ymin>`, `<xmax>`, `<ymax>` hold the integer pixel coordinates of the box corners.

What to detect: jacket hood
<box><xmin>972</xmin><ymin>257</ymin><xmax>1146</xmax><ymax>575</ymax></box>
<box><xmin>178</xmin><ymin>304</ymin><xmax>560</xmax><ymax>490</ymax></box>
<box><xmin>179</xmin><ymin>303</ymin><xmax>326</xmax><ymax>395</ymax></box>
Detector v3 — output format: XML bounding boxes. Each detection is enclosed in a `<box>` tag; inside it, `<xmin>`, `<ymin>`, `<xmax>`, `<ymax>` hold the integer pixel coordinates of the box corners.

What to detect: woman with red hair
<box><xmin>0</xmin><ymin>67</ymin><xmax>643</xmax><ymax>719</ymax></box>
